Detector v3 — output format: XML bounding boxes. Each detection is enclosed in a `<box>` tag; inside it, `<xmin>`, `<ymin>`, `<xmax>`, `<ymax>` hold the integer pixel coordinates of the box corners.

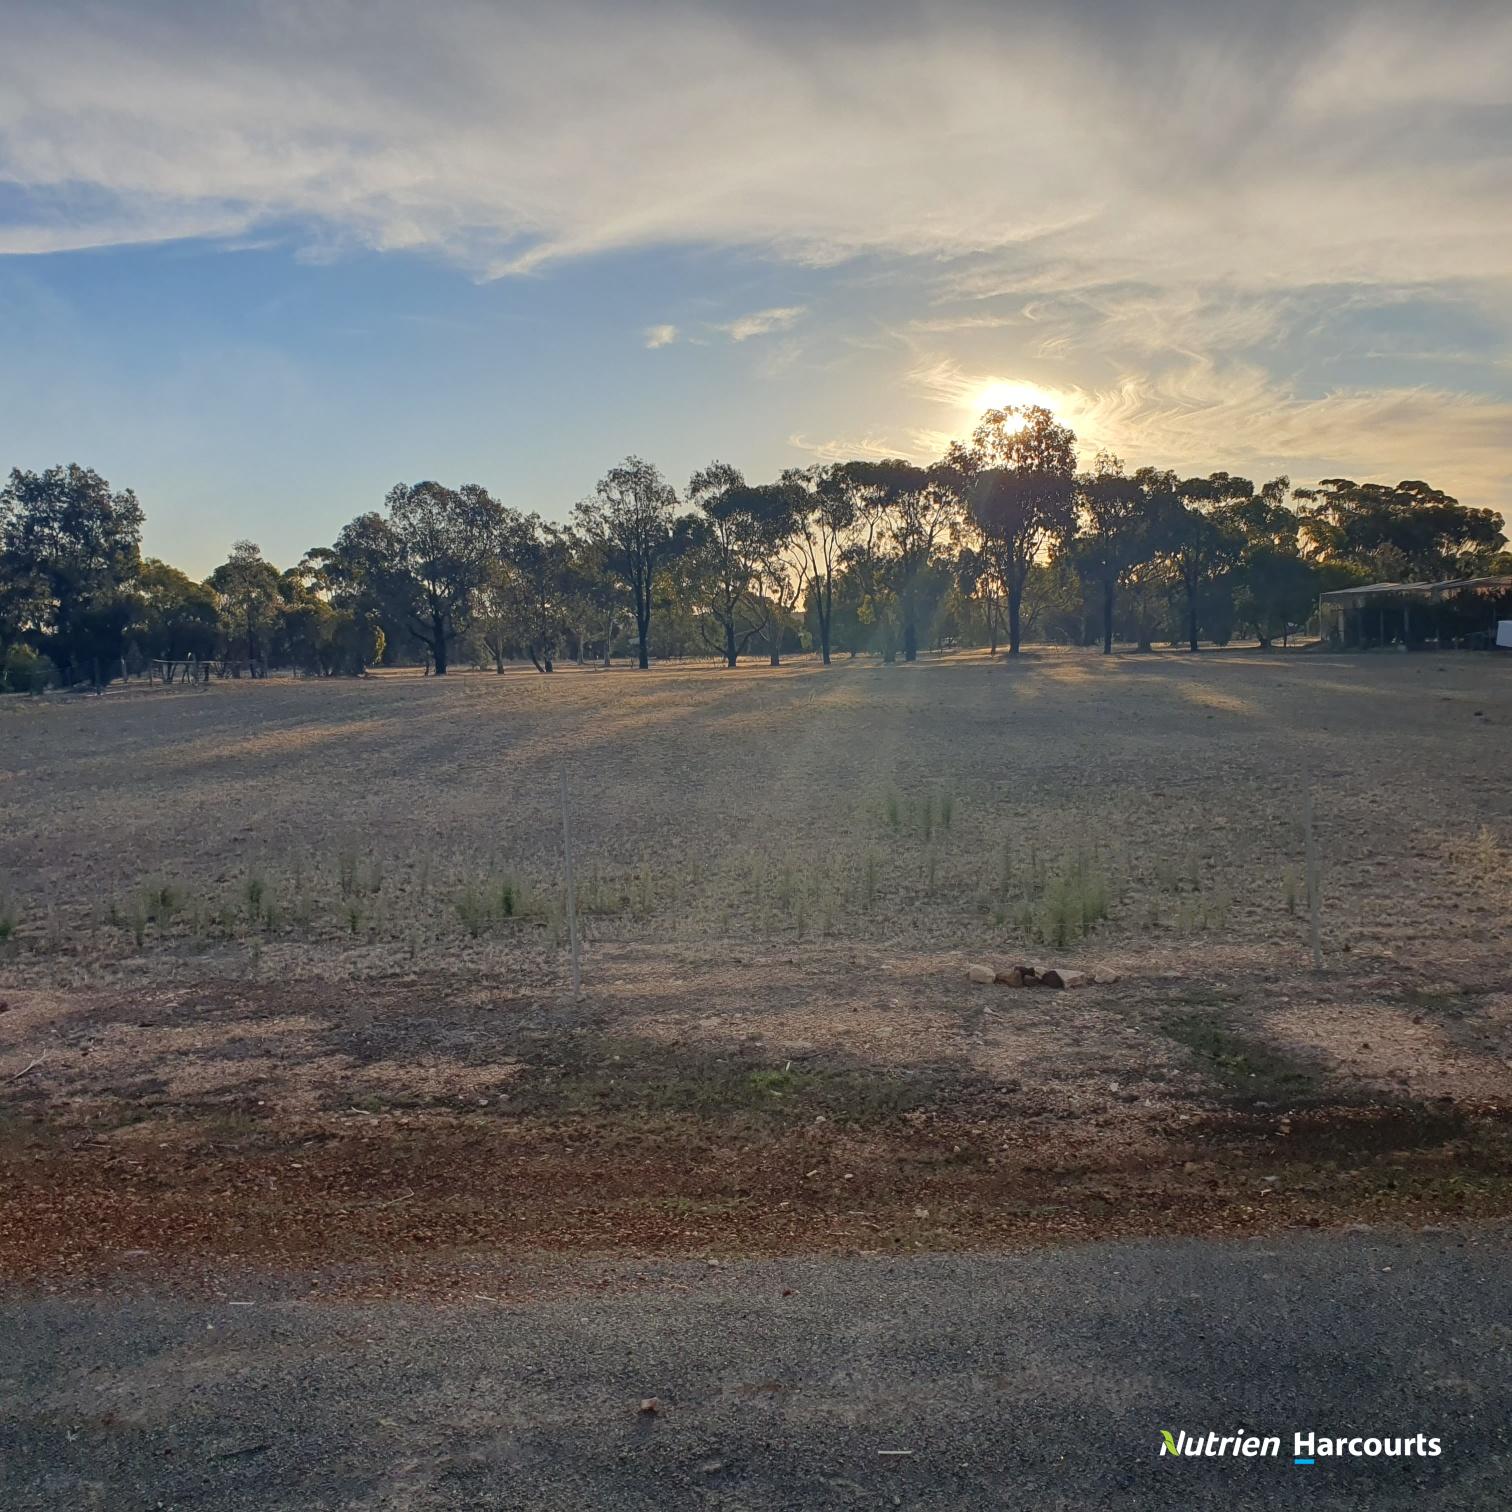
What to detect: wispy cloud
<box><xmin>7</xmin><ymin>3</ymin><xmax>1504</xmax><ymax>291</ymax></box>
<box><xmin>788</xmin><ymin>430</ymin><xmax>922</xmax><ymax>464</ymax></box>
<box><xmin>643</xmin><ymin>323</ymin><xmax>678</xmax><ymax>349</ymax></box>
<box><xmin>898</xmin><ymin>350</ymin><xmax>1512</xmax><ymax>506</ymax></box>
<box><xmin>1</xmin><ymin>1</ymin><xmax>1508</xmax><ymax>518</ymax></box>
<box><xmin>717</xmin><ymin>307</ymin><xmax>806</xmax><ymax>342</ymax></box>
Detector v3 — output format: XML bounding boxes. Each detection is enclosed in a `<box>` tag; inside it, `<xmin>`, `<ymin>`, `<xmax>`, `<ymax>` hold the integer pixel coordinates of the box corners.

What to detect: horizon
<box><xmin>3</xmin><ymin>0</ymin><xmax>1510</xmax><ymax>576</ymax></box>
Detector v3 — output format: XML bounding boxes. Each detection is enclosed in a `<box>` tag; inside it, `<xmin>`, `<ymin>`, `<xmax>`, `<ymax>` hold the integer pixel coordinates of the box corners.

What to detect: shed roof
<box><xmin>1319</xmin><ymin>575</ymin><xmax>1512</xmax><ymax>608</ymax></box>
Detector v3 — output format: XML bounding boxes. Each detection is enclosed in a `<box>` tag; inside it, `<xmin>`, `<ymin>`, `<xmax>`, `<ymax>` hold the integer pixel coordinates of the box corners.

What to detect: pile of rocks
<box><xmin>965</xmin><ymin>962</ymin><xmax>1119</xmax><ymax>989</ymax></box>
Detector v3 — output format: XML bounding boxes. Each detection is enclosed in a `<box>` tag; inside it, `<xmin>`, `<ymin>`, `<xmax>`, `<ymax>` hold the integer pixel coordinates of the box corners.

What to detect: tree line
<box><xmin>2</xmin><ymin>407</ymin><xmax>1507</xmax><ymax>690</ymax></box>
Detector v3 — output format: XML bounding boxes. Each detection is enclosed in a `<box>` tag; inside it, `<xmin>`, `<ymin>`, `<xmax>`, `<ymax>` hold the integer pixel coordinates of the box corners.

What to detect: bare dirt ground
<box><xmin>2</xmin><ymin>649</ymin><xmax>1510</xmax><ymax>1291</ymax></box>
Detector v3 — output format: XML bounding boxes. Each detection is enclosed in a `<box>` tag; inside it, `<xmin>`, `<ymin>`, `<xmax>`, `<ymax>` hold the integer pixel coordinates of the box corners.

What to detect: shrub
<box><xmin>1</xmin><ymin>645</ymin><xmax>55</xmax><ymax>695</ymax></box>
<box><xmin>1031</xmin><ymin>847</ymin><xmax>1112</xmax><ymax>947</ymax></box>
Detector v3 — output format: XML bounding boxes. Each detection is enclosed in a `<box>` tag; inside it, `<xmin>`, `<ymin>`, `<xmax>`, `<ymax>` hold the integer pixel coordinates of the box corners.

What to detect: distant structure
<box><xmin>1319</xmin><ymin>576</ymin><xmax>1512</xmax><ymax>650</ymax></box>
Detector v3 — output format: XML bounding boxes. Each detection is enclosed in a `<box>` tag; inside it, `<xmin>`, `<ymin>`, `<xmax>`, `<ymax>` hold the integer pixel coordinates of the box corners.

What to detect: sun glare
<box><xmin>971</xmin><ymin>379</ymin><xmax>1053</xmax><ymax>416</ymax></box>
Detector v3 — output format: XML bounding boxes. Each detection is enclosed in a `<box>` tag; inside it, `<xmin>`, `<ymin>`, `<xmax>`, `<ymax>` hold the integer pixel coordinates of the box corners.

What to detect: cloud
<box><xmin>788</xmin><ymin>430</ymin><xmax>926</xmax><ymax>464</ymax></box>
<box><xmin>898</xmin><ymin>350</ymin><xmax>1512</xmax><ymax>510</ymax></box>
<box><xmin>643</xmin><ymin>323</ymin><xmax>678</xmax><ymax>349</ymax></box>
<box><xmin>716</xmin><ymin>306</ymin><xmax>806</xmax><ymax>342</ymax></box>
<box><xmin>1</xmin><ymin>1</ymin><xmax>1507</xmax><ymax>518</ymax></box>
<box><xmin>4</xmin><ymin>2</ymin><xmax>1504</xmax><ymax>293</ymax></box>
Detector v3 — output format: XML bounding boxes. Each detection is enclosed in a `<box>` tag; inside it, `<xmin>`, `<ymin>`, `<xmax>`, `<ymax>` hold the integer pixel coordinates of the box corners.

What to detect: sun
<box><xmin>971</xmin><ymin>379</ymin><xmax>1054</xmax><ymax>416</ymax></box>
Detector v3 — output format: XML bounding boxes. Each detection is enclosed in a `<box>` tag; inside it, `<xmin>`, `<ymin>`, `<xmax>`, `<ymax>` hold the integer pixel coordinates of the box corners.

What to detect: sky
<box><xmin>2</xmin><ymin>0</ymin><xmax>1509</xmax><ymax>575</ymax></box>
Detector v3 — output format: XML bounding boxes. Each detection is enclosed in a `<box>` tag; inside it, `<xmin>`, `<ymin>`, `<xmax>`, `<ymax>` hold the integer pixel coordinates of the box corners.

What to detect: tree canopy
<box><xmin>3</xmin><ymin>420</ymin><xmax>1506</xmax><ymax>693</ymax></box>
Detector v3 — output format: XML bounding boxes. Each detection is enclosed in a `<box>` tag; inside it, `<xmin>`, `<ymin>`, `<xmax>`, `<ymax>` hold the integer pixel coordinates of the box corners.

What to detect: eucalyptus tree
<box><xmin>1070</xmin><ymin>455</ymin><xmax>1141</xmax><ymax>654</ymax></box>
<box><xmin>834</xmin><ymin>461</ymin><xmax>902</xmax><ymax>661</ymax></box>
<box><xmin>1294</xmin><ymin>478</ymin><xmax>1505</xmax><ymax>580</ymax></box>
<box><xmin>513</xmin><ymin>516</ymin><xmax>575</xmax><ymax>672</ymax></box>
<box><xmin>952</xmin><ymin>405</ymin><xmax>1078</xmax><ymax>656</ymax></box>
<box><xmin>208</xmin><ymin>539</ymin><xmax>282</xmax><ymax>672</ymax></box>
<box><xmin>1165</xmin><ymin>473</ymin><xmax>1250</xmax><ymax>652</ymax></box>
<box><xmin>568</xmin><ymin>527</ymin><xmax>626</xmax><ymax>667</ymax></box>
<box><xmin>1222</xmin><ymin>477</ymin><xmax>1318</xmax><ymax>647</ymax></box>
<box><xmin>0</xmin><ymin>463</ymin><xmax>144</xmax><ymax>685</ymax></box>
<box><xmin>134</xmin><ymin>559</ymin><xmax>220</xmax><ymax>665</ymax></box>
<box><xmin>743</xmin><ymin>480</ymin><xmax>806</xmax><ymax>666</ymax></box>
<box><xmin>575</xmin><ymin>456</ymin><xmax>679</xmax><ymax>670</ymax></box>
<box><xmin>953</xmin><ymin>541</ymin><xmax>1005</xmax><ymax>654</ymax></box>
<box><xmin>307</xmin><ymin>512</ymin><xmax>413</xmax><ymax>663</ymax></box>
<box><xmin>782</xmin><ymin>464</ymin><xmax>856</xmax><ymax>665</ymax></box>
<box><xmin>841</xmin><ymin>459</ymin><xmax>963</xmax><ymax>662</ymax></box>
<box><xmin>379</xmin><ymin>480</ymin><xmax>514</xmax><ymax>675</ymax></box>
<box><xmin>1070</xmin><ymin>458</ymin><xmax>1178</xmax><ymax>654</ymax></box>
<box><xmin>685</xmin><ymin>462</ymin><xmax>785</xmax><ymax>668</ymax></box>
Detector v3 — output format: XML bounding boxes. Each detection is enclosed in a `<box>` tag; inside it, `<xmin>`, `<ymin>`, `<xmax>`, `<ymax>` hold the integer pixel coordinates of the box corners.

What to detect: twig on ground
<box><xmin>5</xmin><ymin>1052</ymin><xmax>44</xmax><ymax>1082</ymax></box>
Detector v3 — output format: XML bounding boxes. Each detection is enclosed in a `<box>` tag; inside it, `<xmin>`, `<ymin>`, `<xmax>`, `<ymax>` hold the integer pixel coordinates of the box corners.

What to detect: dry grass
<box><xmin>2</xmin><ymin>649</ymin><xmax>1510</xmax><ymax>1280</ymax></box>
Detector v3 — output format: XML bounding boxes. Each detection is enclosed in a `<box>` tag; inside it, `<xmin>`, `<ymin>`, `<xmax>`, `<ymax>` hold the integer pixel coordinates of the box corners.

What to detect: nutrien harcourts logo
<box><xmin>1159</xmin><ymin>1430</ymin><xmax>1443</xmax><ymax>1463</ymax></box>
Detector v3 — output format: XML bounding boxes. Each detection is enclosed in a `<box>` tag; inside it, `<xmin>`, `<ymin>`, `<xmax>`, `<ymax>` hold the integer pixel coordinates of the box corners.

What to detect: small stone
<box><xmin>639</xmin><ymin>1398</ymin><xmax>660</xmax><ymax>1415</ymax></box>
<box><xmin>1059</xmin><ymin>970</ymin><xmax>1090</xmax><ymax>989</ymax></box>
<box><xmin>994</xmin><ymin>967</ymin><xmax>1025</xmax><ymax>987</ymax></box>
<box><xmin>967</xmin><ymin>964</ymin><xmax>995</xmax><ymax>984</ymax></box>
<box><xmin>698</xmin><ymin>1459</ymin><xmax>726</xmax><ymax>1475</ymax></box>
<box><xmin>1091</xmin><ymin>967</ymin><xmax>1121</xmax><ymax>985</ymax></box>
<box><xmin>1039</xmin><ymin>969</ymin><xmax>1066</xmax><ymax>989</ymax></box>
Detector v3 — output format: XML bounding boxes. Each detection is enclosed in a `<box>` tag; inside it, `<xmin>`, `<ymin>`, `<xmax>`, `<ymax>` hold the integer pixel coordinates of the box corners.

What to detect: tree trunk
<box><xmin>903</xmin><ymin>617</ymin><xmax>918</xmax><ymax>663</ymax></box>
<box><xmin>818</xmin><ymin>598</ymin><xmax>832</xmax><ymax>665</ymax></box>
<box><xmin>1186</xmin><ymin>587</ymin><xmax>1199</xmax><ymax>653</ymax></box>
<box><xmin>724</xmin><ymin>619</ymin><xmax>737</xmax><ymax>669</ymax></box>
<box><xmin>637</xmin><ymin>609</ymin><xmax>650</xmax><ymax>670</ymax></box>
<box><xmin>432</xmin><ymin>612</ymin><xmax>449</xmax><ymax>675</ymax></box>
<box><xmin>1102</xmin><ymin>577</ymin><xmax>1115</xmax><ymax>655</ymax></box>
<box><xmin>1007</xmin><ymin>579</ymin><xmax>1023</xmax><ymax>656</ymax></box>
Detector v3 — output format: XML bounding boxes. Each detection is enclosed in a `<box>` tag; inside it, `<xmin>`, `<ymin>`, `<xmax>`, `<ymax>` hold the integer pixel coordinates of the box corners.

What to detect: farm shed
<box><xmin>1318</xmin><ymin>576</ymin><xmax>1512</xmax><ymax>650</ymax></box>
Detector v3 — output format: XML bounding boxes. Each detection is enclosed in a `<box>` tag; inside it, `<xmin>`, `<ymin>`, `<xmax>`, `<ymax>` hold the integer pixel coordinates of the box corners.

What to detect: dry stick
<box><xmin>560</xmin><ymin>767</ymin><xmax>581</xmax><ymax>998</ymax></box>
<box><xmin>1303</xmin><ymin>777</ymin><xmax>1324</xmax><ymax>970</ymax></box>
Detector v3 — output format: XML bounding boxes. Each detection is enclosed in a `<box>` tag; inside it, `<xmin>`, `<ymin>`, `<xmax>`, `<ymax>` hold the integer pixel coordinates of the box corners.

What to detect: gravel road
<box><xmin>3</xmin><ymin>1229</ymin><xmax>1508</xmax><ymax>1509</ymax></box>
